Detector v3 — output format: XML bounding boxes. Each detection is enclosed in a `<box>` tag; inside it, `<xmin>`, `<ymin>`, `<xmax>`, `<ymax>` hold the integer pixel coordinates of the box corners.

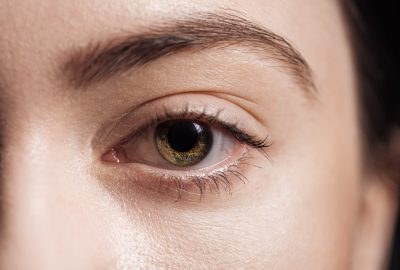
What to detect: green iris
<box><xmin>155</xmin><ymin>120</ymin><xmax>213</xmax><ymax>166</ymax></box>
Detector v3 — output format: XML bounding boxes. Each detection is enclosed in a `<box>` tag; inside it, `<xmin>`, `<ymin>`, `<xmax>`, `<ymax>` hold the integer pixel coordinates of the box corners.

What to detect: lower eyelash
<box><xmin>151</xmin><ymin>155</ymin><xmax>259</xmax><ymax>201</ymax></box>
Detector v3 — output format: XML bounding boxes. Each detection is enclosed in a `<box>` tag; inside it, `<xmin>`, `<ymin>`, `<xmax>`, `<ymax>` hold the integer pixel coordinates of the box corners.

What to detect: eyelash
<box><xmin>155</xmin><ymin>155</ymin><xmax>252</xmax><ymax>199</ymax></box>
<box><xmin>109</xmin><ymin>107</ymin><xmax>272</xmax><ymax>199</ymax></box>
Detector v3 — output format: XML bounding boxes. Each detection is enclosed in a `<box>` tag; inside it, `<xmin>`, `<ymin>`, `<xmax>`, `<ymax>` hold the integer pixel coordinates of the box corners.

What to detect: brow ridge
<box><xmin>62</xmin><ymin>11</ymin><xmax>315</xmax><ymax>92</ymax></box>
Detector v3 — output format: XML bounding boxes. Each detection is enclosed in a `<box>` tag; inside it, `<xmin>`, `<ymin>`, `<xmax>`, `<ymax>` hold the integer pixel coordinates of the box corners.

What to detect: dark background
<box><xmin>390</xmin><ymin>212</ymin><xmax>400</xmax><ymax>269</ymax></box>
<box><xmin>355</xmin><ymin>0</ymin><xmax>400</xmax><ymax>269</ymax></box>
<box><xmin>349</xmin><ymin>1</ymin><xmax>400</xmax><ymax>269</ymax></box>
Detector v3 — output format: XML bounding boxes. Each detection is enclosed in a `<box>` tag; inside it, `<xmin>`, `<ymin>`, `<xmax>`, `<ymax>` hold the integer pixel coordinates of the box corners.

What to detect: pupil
<box><xmin>167</xmin><ymin>121</ymin><xmax>201</xmax><ymax>152</ymax></box>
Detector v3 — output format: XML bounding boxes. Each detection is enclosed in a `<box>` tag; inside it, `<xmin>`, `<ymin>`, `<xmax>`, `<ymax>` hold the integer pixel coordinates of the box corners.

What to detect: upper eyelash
<box><xmin>116</xmin><ymin>106</ymin><xmax>272</xmax><ymax>153</ymax></box>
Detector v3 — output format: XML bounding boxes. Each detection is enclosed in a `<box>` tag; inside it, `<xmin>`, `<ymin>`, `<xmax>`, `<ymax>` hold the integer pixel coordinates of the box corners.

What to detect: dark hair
<box><xmin>343</xmin><ymin>1</ymin><xmax>399</xmax><ymax>145</ymax></box>
<box><xmin>342</xmin><ymin>1</ymin><xmax>400</xmax><ymax>268</ymax></box>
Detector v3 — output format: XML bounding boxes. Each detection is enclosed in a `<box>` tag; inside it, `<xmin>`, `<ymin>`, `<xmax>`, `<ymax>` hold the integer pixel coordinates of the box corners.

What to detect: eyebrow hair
<box><xmin>62</xmin><ymin>11</ymin><xmax>316</xmax><ymax>93</ymax></box>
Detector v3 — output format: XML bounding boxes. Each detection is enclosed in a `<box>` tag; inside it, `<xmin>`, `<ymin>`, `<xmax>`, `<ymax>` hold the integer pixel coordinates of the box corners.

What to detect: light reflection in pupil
<box><xmin>167</xmin><ymin>121</ymin><xmax>200</xmax><ymax>152</ymax></box>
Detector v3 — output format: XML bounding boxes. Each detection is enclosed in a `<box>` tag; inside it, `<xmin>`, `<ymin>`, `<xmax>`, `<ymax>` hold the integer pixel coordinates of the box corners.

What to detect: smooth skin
<box><xmin>0</xmin><ymin>0</ymin><xmax>397</xmax><ymax>269</ymax></box>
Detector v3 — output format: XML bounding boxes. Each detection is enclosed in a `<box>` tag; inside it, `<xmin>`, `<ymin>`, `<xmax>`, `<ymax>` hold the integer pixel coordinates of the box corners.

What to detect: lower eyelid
<box><xmin>106</xmin><ymin>145</ymin><xmax>256</xmax><ymax>201</ymax></box>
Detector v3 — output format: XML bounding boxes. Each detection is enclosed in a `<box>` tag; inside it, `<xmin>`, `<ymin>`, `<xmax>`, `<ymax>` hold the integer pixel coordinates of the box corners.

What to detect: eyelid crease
<box><xmin>111</xmin><ymin>90</ymin><xmax>262</xmax><ymax>132</ymax></box>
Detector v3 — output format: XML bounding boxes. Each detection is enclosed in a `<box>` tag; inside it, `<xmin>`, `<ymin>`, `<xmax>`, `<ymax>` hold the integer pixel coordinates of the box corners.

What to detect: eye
<box><xmin>100</xmin><ymin>108</ymin><xmax>271</xmax><ymax>200</ymax></box>
<box><xmin>103</xmin><ymin>118</ymin><xmax>240</xmax><ymax>170</ymax></box>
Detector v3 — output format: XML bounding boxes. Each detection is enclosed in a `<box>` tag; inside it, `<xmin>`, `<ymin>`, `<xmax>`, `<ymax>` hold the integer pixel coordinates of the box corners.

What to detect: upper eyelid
<box><xmin>115</xmin><ymin>109</ymin><xmax>241</xmax><ymax>147</ymax></box>
<box><xmin>103</xmin><ymin>90</ymin><xmax>262</xmax><ymax>141</ymax></box>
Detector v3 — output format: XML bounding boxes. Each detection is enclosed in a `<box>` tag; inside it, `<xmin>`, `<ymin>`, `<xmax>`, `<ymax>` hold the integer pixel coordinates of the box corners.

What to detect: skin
<box><xmin>0</xmin><ymin>0</ymin><xmax>398</xmax><ymax>269</ymax></box>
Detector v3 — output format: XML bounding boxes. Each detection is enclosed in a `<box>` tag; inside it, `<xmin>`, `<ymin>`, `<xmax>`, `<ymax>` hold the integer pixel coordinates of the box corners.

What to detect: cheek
<box><xmin>275</xmin><ymin>139</ymin><xmax>361</xmax><ymax>268</ymax></box>
<box><xmin>263</xmin><ymin>92</ymin><xmax>362</xmax><ymax>267</ymax></box>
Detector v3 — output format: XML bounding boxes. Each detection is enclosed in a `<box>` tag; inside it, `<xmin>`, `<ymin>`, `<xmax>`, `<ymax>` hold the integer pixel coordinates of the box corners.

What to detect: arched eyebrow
<box><xmin>61</xmin><ymin>11</ymin><xmax>316</xmax><ymax>94</ymax></box>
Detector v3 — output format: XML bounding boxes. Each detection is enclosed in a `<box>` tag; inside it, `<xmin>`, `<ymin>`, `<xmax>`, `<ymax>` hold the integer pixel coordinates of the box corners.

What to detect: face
<box><xmin>0</xmin><ymin>0</ymin><xmax>397</xmax><ymax>269</ymax></box>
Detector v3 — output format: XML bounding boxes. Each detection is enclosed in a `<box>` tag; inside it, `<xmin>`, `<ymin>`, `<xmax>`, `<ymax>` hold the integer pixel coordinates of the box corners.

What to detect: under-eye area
<box><xmin>97</xmin><ymin>93</ymin><xmax>272</xmax><ymax>201</ymax></box>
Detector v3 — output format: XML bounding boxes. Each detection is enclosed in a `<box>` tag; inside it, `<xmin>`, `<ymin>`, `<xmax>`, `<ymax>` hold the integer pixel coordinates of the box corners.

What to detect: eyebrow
<box><xmin>62</xmin><ymin>11</ymin><xmax>316</xmax><ymax>93</ymax></box>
